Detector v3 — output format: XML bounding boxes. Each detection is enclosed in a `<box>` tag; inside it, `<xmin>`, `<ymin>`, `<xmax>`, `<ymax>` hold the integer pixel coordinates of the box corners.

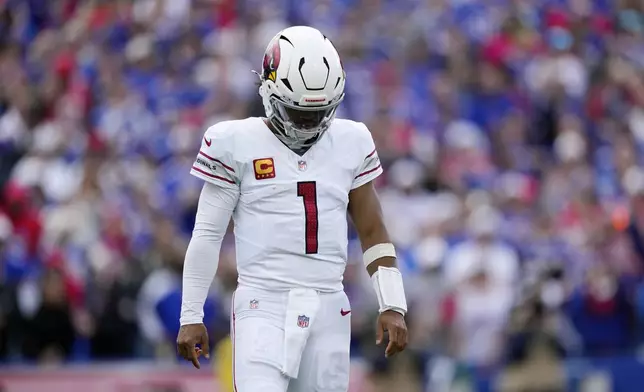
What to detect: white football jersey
<box><xmin>190</xmin><ymin>117</ymin><xmax>382</xmax><ymax>292</ymax></box>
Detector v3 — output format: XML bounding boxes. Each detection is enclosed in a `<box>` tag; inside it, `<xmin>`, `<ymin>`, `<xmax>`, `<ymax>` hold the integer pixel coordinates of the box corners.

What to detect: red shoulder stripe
<box><xmin>191</xmin><ymin>166</ymin><xmax>236</xmax><ymax>184</ymax></box>
<box><xmin>198</xmin><ymin>151</ymin><xmax>235</xmax><ymax>172</ymax></box>
<box><xmin>355</xmin><ymin>164</ymin><xmax>382</xmax><ymax>179</ymax></box>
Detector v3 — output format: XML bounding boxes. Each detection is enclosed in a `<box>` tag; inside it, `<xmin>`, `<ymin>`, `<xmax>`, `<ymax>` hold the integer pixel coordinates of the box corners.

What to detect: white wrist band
<box><xmin>363</xmin><ymin>243</ymin><xmax>396</xmax><ymax>267</ymax></box>
<box><xmin>371</xmin><ymin>266</ymin><xmax>407</xmax><ymax>316</ymax></box>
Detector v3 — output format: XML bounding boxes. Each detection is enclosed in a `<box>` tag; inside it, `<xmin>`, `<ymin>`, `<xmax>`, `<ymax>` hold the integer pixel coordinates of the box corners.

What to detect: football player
<box><xmin>177</xmin><ymin>26</ymin><xmax>408</xmax><ymax>392</ymax></box>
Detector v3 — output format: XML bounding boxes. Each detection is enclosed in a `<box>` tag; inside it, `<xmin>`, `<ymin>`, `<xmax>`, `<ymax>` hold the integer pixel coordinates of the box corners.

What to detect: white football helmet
<box><xmin>257</xmin><ymin>26</ymin><xmax>345</xmax><ymax>150</ymax></box>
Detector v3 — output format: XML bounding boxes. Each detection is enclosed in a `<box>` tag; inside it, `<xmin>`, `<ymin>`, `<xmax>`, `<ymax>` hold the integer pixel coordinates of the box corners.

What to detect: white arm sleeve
<box><xmin>180</xmin><ymin>182</ymin><xmax>239</xmax><ymax>325</ymax></box>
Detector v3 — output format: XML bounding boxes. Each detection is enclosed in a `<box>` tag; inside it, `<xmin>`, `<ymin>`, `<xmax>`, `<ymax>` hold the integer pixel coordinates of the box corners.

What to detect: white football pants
<box><xmin>231</xmin><ymin>285</ymin><xmax>351</xmax><ymax>392</ymax></box>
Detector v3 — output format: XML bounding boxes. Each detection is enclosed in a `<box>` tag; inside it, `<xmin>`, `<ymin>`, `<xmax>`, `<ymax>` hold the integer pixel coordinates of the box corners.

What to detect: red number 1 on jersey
<box><xmin>297</xmin><ymin>181</ymin><xmax>318</xmax><ymax>254</ymax></box>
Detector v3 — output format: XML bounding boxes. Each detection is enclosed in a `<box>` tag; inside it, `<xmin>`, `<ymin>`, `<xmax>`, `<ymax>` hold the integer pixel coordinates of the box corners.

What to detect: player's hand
<box><xmin>375</xmin><ymin>310</ymin><xmax>408</xmax><ymax>358</ymax></box>
<box><xmin>177</xmin><ymin>323</ymin><xmax>210</xmax><ymax>369</ymax></box>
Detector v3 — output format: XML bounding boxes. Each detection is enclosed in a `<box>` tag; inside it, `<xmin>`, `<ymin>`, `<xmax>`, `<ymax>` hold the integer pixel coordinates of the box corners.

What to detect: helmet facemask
<box><xmin>266</xmin><ymin>94</ymin><xmax>343</xmax><ymax>149</ymax></box>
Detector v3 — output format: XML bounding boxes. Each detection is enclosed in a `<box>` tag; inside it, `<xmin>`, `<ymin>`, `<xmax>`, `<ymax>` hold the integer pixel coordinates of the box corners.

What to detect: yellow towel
<box><xmin>215</xmin><ymin>336</ymin><xmax>234</xmax><ymax>392</ymax></box>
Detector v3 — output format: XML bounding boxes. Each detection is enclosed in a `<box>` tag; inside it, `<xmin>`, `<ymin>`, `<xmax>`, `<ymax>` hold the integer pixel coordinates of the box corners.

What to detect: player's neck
<box><xmin>263</xmin><ymin>118</ymin><xmax>314</xmax><ymax>156</ymax></box>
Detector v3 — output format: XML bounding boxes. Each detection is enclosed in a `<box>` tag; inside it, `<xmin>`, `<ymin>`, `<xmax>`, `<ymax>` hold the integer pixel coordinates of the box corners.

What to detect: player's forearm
<box><xmin>349</xmin><ymin>182</ymin><xmax>396</xmax><ymax>276</ymax></box>
<box><xmin>348</xmin><ymin>182</ymin><xmax>407</xmax><ymax>315</ymax></box>
<box><xmin>355</xmin><ymin>206</ymin><xmax>388</xmax><ymax>243</ymax></box>
<box><xmin>359</xmin><ymin>214</ymin><xmax>399</xmax><ymax>276</ymax></box>
<box><xmin>358</xmin><ymin>221</ymin><xmax>396</xmax><ymax>276</ymax></box>
<box><xmin>180</xmin><ymin>229</ymin><xmax>225</xmax><ymax>325</ymax></box>
<box><xmin>180</xmin><ymin>183</ymin><xmax>237</xmax><ymax>326</ymax></box>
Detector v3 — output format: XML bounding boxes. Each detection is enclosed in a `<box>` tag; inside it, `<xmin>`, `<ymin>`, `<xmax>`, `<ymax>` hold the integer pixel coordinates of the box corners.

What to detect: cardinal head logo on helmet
<box><xmin>262</xmin><ymin>38</ymin><xmax>281</xmax><ymax>82</ymax></box>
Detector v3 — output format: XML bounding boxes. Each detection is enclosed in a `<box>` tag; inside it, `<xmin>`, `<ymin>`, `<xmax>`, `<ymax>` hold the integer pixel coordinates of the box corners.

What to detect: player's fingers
<box><xmin>189</xmin><ymin>348</ymin><xmax>201</xmax><ymax>369</ymax></box>
<box><xmin>375</xmin><ymin>319</ymin><xmax>385</xmax><ymax>345</ymax></box>
<box><xmin>391</xmin><ymin>323</ymin><xmax>407</xmax><ymax>351</ymax></box>
<box><xmin>395</xmin><ymin>323</ymin><xmax>408</xmax><ymax>351</ymax></box>
<box><xmin>385</xmin><ymin>325</ymin><xmax>398</xmax><ymax>357</ymax></box>
<box><xmin>201</xmin><ymin>333</ymin><xmax>211</xmax><ymax>359</ymax></box>
<box><xmin>385</xmin><ymin>339</ymin><xmax>395</xmax><ymax>357</ymax></box>
<box><xmin>396</xmin><ymin>328</ymin><xmax>407</xmax><ymax>352</ymax></box>
<box><xmin>177</xmin><ymin>342</ymin><xmax>190</xmax><ymax>360</ymax></box>
<box><xmin>388</xmin><ymin>325</ymin><xmax>398</xmax><ymax>349</ymax></box>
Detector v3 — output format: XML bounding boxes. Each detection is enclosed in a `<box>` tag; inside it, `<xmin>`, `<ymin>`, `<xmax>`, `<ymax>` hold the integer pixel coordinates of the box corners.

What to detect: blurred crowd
<box><xmin>2</xmin><ymin>0</ymin><xmax>644</xmax><ymax>389</ymax></box>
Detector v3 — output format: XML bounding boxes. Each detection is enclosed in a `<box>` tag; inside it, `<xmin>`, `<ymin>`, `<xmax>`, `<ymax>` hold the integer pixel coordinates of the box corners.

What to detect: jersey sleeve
<box><xmin>190</xmin><ymin>123</ymin><xmax>240</xmax><ymax>190</ymax></box>
<box><xmin>351</xmin><ymin>123</ymin><xmax>383</xmax><ymax>190</ymax></box>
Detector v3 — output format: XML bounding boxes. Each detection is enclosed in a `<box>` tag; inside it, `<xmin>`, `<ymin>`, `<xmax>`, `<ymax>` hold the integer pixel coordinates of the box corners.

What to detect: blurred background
<box><xmin>1</xmin><ymin>0</ymin><xmax>644</xmax><ymax>391</ymax></box>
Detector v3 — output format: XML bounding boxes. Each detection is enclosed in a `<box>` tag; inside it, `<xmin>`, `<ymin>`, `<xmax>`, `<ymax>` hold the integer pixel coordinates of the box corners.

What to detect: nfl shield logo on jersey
<box><xmin>298</xmin><ymin>160</ymin><xmax>307</xmax><ymax>172</ymax></box>
<box><xmin>297</xmin><ymin>315</ymin><xmax>310</xmax><ymax>328</ymax></box>
<box><xmin>249</xmin><ymin>299</ymin><xmax>259</xmax><ymax>309</ymax></box>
